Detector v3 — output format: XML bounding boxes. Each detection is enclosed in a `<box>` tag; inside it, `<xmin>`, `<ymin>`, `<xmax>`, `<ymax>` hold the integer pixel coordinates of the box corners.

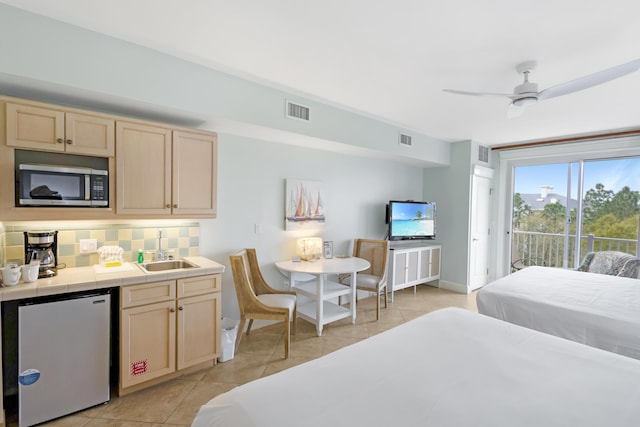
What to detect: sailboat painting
<box><xmin>285</xmin><ymin>179</ymin><xmax>326</xmax><ymax>230</ymax></box>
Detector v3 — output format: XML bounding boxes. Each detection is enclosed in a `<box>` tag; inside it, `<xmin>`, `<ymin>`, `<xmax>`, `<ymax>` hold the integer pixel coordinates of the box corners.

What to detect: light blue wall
<box><xmin>0</xmin><ymin>4</ymin><xmax>450</xmax><ymax>167</ymax></box>
<box><xmin>204</xmin><ymin>135</ymin><xmax>424</xmax><ymax>317</ymax></box>
<box><xmin>423</xmin><ymin>141</ymin><xmax>474</xmax><ymax>292</ymax></box>
<box><xmin>0</xmin><ymin>4</ymin><xmax>455</xmax><ymax>318</ymax></box>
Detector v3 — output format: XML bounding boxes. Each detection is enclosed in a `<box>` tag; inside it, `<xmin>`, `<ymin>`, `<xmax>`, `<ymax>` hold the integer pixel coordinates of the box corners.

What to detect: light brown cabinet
<box><xmin>115</xmin><ymin>121</ymin><xmax>172</xmax><ymax>215</ymax></box>
<box><xmin>172</xmin><ymin>130</ymin><xmax>217</xmax><ymax>216</ymax></box>
<box><xmin>116</xmin><ymin>122</ymin><xmax>217</xmax><ymax>217</ymax></box>
<box><xmin>6</xmin><ymin>102</ymin><xmax>115</xmax><ymax>156</ymax></box>
<box><xmin>1</xmin><ymin>97</ymin><xmax>217</xmax><ymax>220</ymax></box>
<box><xmin>119</xmin><ymin>274</ymin><xmax>221</xmax><ymax>393</ymax></box>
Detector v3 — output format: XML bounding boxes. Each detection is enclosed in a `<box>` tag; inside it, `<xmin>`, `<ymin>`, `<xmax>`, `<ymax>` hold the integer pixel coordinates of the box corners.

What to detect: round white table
<box><xmin>275</xmin><ymin>257</ymin><xmax>370</xmax><ymax>336</ymax></box>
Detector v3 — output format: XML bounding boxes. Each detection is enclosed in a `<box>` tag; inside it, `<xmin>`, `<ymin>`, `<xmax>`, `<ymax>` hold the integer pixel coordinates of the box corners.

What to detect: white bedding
<box><xmin>477</xmin><ymin>266</ymin><xmax>640</xmax><ymax>359</ymax></box>
<box><xmin>192</xmin><ymin>307</ymin><xmax>640</xmax><ymax>427</ymax></box>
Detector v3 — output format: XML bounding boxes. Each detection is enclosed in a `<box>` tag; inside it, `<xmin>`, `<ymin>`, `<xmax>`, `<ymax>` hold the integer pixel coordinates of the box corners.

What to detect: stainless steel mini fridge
<box><xmin>18</xmin><ymin>291</ymin><xmax>111</xmax><ymax>426</ymax></box>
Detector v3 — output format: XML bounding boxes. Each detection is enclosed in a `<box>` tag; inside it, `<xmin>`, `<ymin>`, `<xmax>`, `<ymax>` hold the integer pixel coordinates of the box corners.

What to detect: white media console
<box><xmin>388</xmin><ymin>242</ymin><xmax>441</xmax><ymax>301</ymax></box>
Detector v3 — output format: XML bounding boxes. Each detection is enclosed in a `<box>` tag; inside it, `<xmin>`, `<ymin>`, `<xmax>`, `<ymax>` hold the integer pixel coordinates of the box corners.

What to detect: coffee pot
<box><xmin>24</xmin><ymin>231</ymin><xmax>58</xmax><ymax>278</ymax></box>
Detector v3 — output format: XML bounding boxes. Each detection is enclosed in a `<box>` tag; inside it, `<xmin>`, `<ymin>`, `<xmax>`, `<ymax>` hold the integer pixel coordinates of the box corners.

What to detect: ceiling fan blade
<box><xmin>443</xmin><ymin>88</ymin><xmax>514</xmax><ymax>98</ymax></box>
<box><xmin>538</xmin><ymin>59</ymin><xmax>640</xmax><ymax>100</ymax></box>
<box><xmin>507</xmin><ymin>102</ymin><xmax>525</xmax><ymax>119</ymax></box>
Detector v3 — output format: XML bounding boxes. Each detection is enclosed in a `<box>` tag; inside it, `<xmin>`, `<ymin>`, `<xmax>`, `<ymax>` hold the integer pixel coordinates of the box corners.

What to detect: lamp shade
<box><xmin>296</xmin><ymin>237</ymin><xmax>323</xmax><ymax>261</ymax></box>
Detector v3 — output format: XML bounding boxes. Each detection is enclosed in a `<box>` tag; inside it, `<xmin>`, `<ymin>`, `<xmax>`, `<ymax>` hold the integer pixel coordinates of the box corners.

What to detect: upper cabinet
<box><xmin>116</xmin><ymin>121</ymin><xmax>172</xmax><ymax>215</ymax></box>
<box><xmin>6</xmin><ymin>102</ymin><xmax>115</xmax><ymax>157</ymax></box>
<box><xmin>1</xmin><ymin>97</ymin><xmax>217</xmax><ymax>220</ymax></box>
<box><xmin>172</xmin><ymin>130</ymin><xmax>217</xmax><ymax>216</ymax></box>
<box><xmin>116</xmin><ymin>122</ymin><xmax>217</xmax><ymax>217</ymax></box>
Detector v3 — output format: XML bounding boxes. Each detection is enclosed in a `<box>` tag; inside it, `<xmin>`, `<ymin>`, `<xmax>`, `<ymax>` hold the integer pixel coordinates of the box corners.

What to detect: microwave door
<box><xmin>20</xmin><ymin>169</ymin><xmax>92</xmax><ymax>206</ymax></box>
<box><xmin>29</xmin><ymin>185</ymin><xmax>63</xmax><ymax>200</ymax></box>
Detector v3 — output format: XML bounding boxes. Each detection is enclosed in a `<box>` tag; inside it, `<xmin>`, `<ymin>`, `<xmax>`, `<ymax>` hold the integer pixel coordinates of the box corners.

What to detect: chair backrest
<box><xmin>577</xmin><ymin>251</ymin><xmax>637</xmax><ymax>276</ymax></box>
<box><xmin>229</xmin><ymin>250</ymin><xmax>257</xmax><ymax>316</ymax></box>
<box><xmin>352</xmin><ymin>239</ymin><xmax>390</xmax><ymax>282</ymax></box>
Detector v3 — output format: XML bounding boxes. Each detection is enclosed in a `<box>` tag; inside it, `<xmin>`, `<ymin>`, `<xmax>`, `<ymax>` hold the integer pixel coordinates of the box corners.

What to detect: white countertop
<box><xmin>0</xmin><ymin>256</ymin><xmax>225</xmax><ymax>301</ymax></box>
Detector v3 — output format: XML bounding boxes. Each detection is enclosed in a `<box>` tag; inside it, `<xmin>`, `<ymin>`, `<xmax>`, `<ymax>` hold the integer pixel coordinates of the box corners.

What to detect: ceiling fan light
<box><xmin>513</xmin><ymin>96</ymin><xmax>537</xmax><ymax>107</ymax></box>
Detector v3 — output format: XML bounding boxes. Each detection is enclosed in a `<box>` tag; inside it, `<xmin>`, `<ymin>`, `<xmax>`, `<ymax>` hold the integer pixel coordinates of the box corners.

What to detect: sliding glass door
<box><xmin>581</xmin><ymin>158</ymin><xmax>640</xmax><ymax>255</ymax></box>
<box><xmin>511</xmin><ymin>157</ymin><xmax>640</xmax><ymax>270</ymax></box>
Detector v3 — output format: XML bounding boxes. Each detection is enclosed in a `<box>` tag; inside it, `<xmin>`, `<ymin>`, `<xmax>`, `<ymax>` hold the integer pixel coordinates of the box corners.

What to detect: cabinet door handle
<box><xmin>173</xmin><ymin>204</ymin><xmax>178</xmax><ymax>208</ymax></box>
<box><xmin>170</xmin><ymin>308</ymin><xmax>176</xmax><ymax>313</ymax></box>
<box><xmin>66</xmin><ymin>139</ymin><xmax>72</xmax><ymax>145</ymax></box>
<box><xmin>56</xmin><ymin>138</ymin><xmax>64</xmax><ymax>144</ymax></box>
<box><xmin>166</xmin><ymin>204</ymin><xmax>171</xmax><ymax>208</ymax></box>
<box><xmin>178</xmin><ymin>306</ymin><xmax>184</xmax><ymax>311</ymax></box>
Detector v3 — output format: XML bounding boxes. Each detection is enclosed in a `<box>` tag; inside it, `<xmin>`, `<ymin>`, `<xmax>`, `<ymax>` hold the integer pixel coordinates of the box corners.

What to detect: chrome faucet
<box><xmin>153</xmin><ymin>230</ymin><xmax>173</xmax><ymax>261</ymax></box>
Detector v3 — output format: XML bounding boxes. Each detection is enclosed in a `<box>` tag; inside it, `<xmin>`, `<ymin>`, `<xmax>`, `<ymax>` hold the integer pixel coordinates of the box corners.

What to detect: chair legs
<box><xmin>375</xmin><ymin>287</ymin><xmax>388</xmax><ymax>321</ymax></box>
<box><xmin>292</xmin><ymin>306</ymin><xmax>297</xmax><ymax>335</ymax></box>
<box><xmin>235</xmin><ymin>318</ymin><xmax>247</xmax><ymax>354</ymax></box>
<box><xmin>284</xmin><ymin>314</ymin><xmax>290</xmax><ymax>359</ymax></box>
<box><xmin>338</xmin><ymin>288</ymin><xmax>389</xmax><ymax>320</ymax></box>
<box><xmin>233</xmin><ymin>313</ymin><xmax>296</xmax><ymax>359</ymax></box>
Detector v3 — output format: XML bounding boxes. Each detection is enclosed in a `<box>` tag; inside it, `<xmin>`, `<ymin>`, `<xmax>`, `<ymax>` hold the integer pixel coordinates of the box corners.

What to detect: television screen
<box><xmin>388</xmin><ymin>200</ymin><xmax>436</xmax><ymax>241</ymax></box>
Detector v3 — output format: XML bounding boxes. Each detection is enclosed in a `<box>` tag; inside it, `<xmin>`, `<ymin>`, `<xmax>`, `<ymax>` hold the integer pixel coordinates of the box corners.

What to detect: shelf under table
<box><xmin>292</xmin><ymin>279</ymin><xmax>351</xmax><ymax>300</ymax></box>
<box><xmin>297</xmin><ymin>300</ymin><xmax>352</xmax><ymax>326</ymax></box>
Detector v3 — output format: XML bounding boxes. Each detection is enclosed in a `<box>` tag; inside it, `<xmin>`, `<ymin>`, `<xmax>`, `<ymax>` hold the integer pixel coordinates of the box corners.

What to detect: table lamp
<box><xmin>296</xmin><ymin>237</ymin><xmax>323</xmax><ymax>261</ymax></box>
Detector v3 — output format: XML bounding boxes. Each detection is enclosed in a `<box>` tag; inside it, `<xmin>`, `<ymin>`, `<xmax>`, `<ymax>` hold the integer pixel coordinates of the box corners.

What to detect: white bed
<box><xmin>477</xmin><ymin>266</ymin><xmax>640</xmax><ymax>359</ymax></box>
<box><xmin>192</xmin><ymin>307</ymin><xmax>640</xmax><ymax>427</ymax></box>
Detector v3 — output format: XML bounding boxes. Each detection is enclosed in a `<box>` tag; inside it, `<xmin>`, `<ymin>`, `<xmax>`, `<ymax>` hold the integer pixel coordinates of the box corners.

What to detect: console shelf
<box><xmin>388</xmin><ymin>243</ymin><xmax>441</xmax><ymax>301</ymax></box>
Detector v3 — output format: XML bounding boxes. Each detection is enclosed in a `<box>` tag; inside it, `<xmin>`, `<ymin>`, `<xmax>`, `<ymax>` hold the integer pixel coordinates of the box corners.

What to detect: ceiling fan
<box><xmin>443</xmin><ymin>59</ymin><xmax>640</xmax><ymax>118</ymax></box>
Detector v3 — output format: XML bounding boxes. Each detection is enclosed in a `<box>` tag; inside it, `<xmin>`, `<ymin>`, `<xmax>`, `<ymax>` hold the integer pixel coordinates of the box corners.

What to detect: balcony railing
<box><xmin>512</xmin><ymin>231</ymin><xmax>638</xmax><ymax>269</ymax></box>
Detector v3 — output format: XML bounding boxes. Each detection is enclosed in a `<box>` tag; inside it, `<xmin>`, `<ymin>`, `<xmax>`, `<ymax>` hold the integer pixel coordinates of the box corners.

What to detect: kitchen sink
<box><xmin>138</xmin><ymin>259</ymin><xmax>198</xmax><ymax>272</ymax></box>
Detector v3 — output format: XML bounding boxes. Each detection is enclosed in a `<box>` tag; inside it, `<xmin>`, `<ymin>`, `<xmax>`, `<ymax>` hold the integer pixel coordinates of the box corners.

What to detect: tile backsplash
<box><xmin>1</xmin><ymin>222</ymin><xmax>199</xmax><ymax>268</ymax></box>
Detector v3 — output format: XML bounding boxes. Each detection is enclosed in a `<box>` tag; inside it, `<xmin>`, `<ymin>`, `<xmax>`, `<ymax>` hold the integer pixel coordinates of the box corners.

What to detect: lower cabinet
<box><xmin>389</xmin><ymin>244</ymin><xmax>441</xmax><ymax>301</ymax></box>
<box><xmin>119</xmin><ymin>274</ymin><xmax>221</xmax><ymax>393</ymax></box>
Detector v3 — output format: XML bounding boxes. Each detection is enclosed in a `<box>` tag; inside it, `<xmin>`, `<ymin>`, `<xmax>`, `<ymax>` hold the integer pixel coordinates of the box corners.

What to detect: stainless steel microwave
<box><xmin>17</xmin><ymin>163</ymin><xmax>109</xmax><ymax>207</ymax></box>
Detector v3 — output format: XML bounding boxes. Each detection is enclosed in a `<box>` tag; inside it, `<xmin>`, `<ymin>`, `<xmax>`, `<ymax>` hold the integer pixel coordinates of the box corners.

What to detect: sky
<box><xmin>514</xmin><ymin>157</ymin><xmax>640</xmax><ymax>197</ymax></box>
<box><xmin>390</xmin><ymin>201</ymin><xmax>435</xmax><ymax>220</ymax></box>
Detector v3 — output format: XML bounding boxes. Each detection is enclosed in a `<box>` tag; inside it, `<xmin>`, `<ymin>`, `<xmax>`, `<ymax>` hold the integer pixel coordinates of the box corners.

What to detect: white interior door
<box><xmin>469</xmin><ymin>166</ymin><xmax>493</xmax><ymax>291</ymax></box>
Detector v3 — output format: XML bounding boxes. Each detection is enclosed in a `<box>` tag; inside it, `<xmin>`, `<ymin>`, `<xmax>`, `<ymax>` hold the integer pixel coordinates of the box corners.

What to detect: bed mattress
<box><xmin>192</xmin><ymin>307</ymin><xmax>640</xmax><ymax>427</ymax></box>
<box><xmin>477</xmin><ymin>266</ymin><xmax>640</xmax><ymax>359</ymax></box>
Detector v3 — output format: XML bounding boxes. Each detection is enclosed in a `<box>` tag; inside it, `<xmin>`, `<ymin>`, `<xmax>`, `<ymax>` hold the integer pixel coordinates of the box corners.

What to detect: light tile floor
<box><xmin>19</xmin><ymin>285</ymin><xmax>477</xmax><ymax>427</ymax></box>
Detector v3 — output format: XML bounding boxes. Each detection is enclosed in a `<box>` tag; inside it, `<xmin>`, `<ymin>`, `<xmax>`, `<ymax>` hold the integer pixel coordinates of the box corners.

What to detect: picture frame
<box><xmin>323</xmin><ymin>241</ymin><xmax>333</xmax><ymax>259</ymax></box>
<box><xmin>285</xmin><ymin>179</ymin><xmax>326</xmax><ymax>231</ymax></box>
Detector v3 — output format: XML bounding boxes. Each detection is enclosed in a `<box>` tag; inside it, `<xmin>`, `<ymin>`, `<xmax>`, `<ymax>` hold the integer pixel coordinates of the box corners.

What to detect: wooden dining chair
<box><xmin>339</xmin><ymin>238</ymin><xmax>390</xmax><ymax>320</ymax></box>
<box><xmin>229</xmin><ymin>249</ymin><xmax>297</xmax><ymax>358</ymax></box>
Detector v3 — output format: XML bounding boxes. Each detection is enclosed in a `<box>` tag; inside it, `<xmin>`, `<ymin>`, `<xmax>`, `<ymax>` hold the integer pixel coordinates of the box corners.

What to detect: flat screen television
<box><xmin>387</xmin><ymin>200</ymin><xmax>436</xmax><ymax>241</ymax></box>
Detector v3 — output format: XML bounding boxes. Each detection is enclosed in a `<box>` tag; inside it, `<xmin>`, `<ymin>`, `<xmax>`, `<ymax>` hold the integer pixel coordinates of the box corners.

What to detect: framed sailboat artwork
<box><xmin>285</xmin><ymin>179</ymin><xmax>326</xmax><ymax>230</ymax></box>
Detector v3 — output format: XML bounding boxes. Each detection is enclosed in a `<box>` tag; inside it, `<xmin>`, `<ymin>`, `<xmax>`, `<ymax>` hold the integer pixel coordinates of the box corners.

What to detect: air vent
<box><xmin>285</xmin><ymin>100</ymin><xmax>310</xmax><ymax>121</ymax></box>
<box><xmin>399</xmin><ymin>133</ymin><xmax>413</xmax><ymax>147</ymax></box>
<box><xmin>478</xmin><ymin>145</ymin><xmax>489</xmax><ymax>163</ymax></box>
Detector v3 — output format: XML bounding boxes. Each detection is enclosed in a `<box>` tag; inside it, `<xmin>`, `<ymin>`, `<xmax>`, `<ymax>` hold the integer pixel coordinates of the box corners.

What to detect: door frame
<box><xmin>494</xmin><ymin>136</ymin><xmax>640</xmax><ymax>280</ymax></box>
<box><xmin>469</xmin><ymin>165</ymin><xmax>494</xmax><ymax>291</ymax></box>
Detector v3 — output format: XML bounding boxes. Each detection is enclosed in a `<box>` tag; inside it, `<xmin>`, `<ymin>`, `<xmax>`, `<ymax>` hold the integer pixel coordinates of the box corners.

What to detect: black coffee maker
<box><xmin>24</xmin><ymin>231</ymin><xmax>58</xmax><ymax>278</ymax></box>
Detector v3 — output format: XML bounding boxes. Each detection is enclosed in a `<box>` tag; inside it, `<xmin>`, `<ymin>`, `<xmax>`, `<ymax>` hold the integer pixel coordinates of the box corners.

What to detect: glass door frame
<box><xmin>494</xmin><ymin>136</ymin><xmax>640</xmax><ymax>279</ymax></box>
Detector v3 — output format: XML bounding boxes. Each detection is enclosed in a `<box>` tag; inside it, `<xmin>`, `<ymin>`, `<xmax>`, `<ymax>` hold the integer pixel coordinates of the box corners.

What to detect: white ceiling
<box><xmin>3</xmin><ymin>0</ymin><xmax>640</xmax><ymax>146</ymax></box>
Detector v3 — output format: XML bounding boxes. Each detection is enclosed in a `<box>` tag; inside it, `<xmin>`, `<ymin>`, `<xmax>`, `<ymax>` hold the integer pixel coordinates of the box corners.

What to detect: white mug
<box><xmin>1</xmin><ymin>264</ymin><xmax>22</xmax><ymax>286</ymax></box>
<box><xmin>22</xmin><ymin>264</ymin><xmax>39</xmax><ymax>283</ymax></box>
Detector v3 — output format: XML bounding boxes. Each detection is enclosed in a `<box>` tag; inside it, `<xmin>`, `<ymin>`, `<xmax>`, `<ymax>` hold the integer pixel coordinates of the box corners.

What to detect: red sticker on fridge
<box><xmin>131</xmin><ymin>359</ymin><xmax>147</xmax><ymax>376</ymax></box>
